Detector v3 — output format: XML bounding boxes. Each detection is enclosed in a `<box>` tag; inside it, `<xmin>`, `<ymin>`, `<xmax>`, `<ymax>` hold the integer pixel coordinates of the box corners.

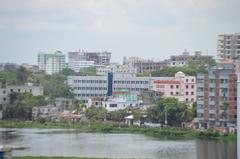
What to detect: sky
<box><xmin>0</xmin><ymin>0</ymin><xmax>240</xmax><ymax>65</ymax></box>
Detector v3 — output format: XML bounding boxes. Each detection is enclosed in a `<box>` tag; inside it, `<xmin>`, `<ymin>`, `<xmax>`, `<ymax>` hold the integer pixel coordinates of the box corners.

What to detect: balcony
<box><xmin>197</xmin><ymin>100</ymin><xmax>204</xmax><ymax>105</ymax></box>
<box><xmin>209</xmin><ymin>92</ymin><xmax>215</xmax><ymax>96</ymax></box>
<box><xmin>197</xmin><ymin>83</ymin><xmax>204</xmax><ymax>88</ymax></box>
<box><xmin>220</xmin><ymin>83</ymin><xmax>229</xmax><ymax>88</ymax></box>
<box><xmin>197</xmin><ymin>91</ymin><xmax>204</xmax><ymax>96</ymax></box>
<box><xmin>209</xmin><ymin>101</ymin><xmax>215</xmax><ymax>105</ymax></box>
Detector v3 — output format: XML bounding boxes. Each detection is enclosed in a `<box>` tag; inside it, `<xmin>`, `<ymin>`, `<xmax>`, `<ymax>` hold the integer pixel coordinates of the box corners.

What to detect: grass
<box><xmin>0</xmin><ymin>120</ymin><xmax>236</xmax><ymax>141</ymax></box>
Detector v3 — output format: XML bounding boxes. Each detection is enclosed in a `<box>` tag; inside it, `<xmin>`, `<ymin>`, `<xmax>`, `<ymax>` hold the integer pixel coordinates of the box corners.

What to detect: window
<box><xmin>186</xmin><ymin>92</ymin><xmax>189</xmax><ymax>95</ymax></box>
<box><xmin>186</xmin><ymin>85</ymin><xmax>189</xmax><ymax>89</ymax></box>
<box><xmin>170</xmin><ymin>85</ymin><xmax>173</xmax><ymax>89</ymax></box>
<box><xmin>176</xmin><ymin>85</ymin><xmax>179</xmax><ymax>89</ymax></box>
<box><xmin>185</xmin><ymin>98</ymin><xmax>189</xmax><ymax>102</ymax></box>
<box><xmin>186</xmin><ymin>79</ymin><xmax>189</xmax><ymax>82</ymax></box>
<box><xmin>191</xmin><ymin>92</ymin><xmax>194</xmax><ymax>95</ymax></box>
<box><xmin>191</xmin><ymin>85</ymin><xmax>194</xmax><ymax>89</ymax></box>
<box><xmin>170</xmin><ymin>92</ymin><xmax>173</xmax><ymax>95</ymax></box>
<box><xmin>109</xmin><ymin>104</ymin><xmax>117</xmax><ymax>108</ymax></box>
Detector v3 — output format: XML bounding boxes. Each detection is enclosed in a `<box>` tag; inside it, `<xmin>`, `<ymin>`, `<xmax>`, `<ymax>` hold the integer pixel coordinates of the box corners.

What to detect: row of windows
<box><xmin>170</xmin><ymin>91</ymin><xmax>194</xmax><ymax>95</ymax></box>
<box><xmin>185</xmin><ymin>79</ymin><xmax>195</xmax><ymax>82</ymax></box>
<box><xmin>169</xmin><ymin>85</ymin><xmax>195</xmax><ymax>89</ymax></box>
<box><xmin>2</xmin><ymin>89</ymin><xmax>33</xmax><ymax>94</ymax></box>
<box><xmin>114</xmin><ymin>88</ymin><xmax>148</xmax><ymax>91</ymax></box>
<box><xmin>75</xmin><ymin>94</ymin><xmax>105</xmax><ymax>97</ymax></box>
<box><xmin>114</xmin><ymin>81</ymin><xmax>149</xmax><ymax>84</ymax></box>
<box><xmin>73</xmin><ymin>80</ymin><xmax>107</xmax><ymax>83</ymax></box>
<box><xmin>74</xmin><ymin>87</ymin><xmax>107</xmax><ymax>90</ymax></box>
<box><xmin>185</xmin><ymin>98</ymin><xmax>195</xmax><ymax>102</ymax></box>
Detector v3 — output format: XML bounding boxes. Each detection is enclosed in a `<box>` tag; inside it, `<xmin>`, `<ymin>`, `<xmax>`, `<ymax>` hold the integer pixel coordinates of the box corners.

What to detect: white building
<box><xmin>38</xmin><ymin>51</ymin><xmax>66</xmax><ymax>75</ymax></box>
<box><xmin>97</xmin><ymin>64</ymin><xmax>137</xmax><ymax>75</ymax></box>
<box><xmin>68</xmin><ymin>50</ymin><xmax>111</xmax><ymax>67</ymax></box>
<box><xmin>217</xmin><ymin>33</ymin><xmax>240</xmax><ymax>60</ymax></box>
<box><xmin>102</xmin><ymin>96</ymin><xmax>142</xmax><ymax>112</ymax></box>
<box><xmin>69</xmin><ymin>60</ymin><xmax>95</xmax><ymax>72</ymax></box>
<box><xmin>67</xmin><ymin>73</ymin><xmax>153</xmax><ymax>102</ymax></box>
<box><xmin>0</xmin><ymin>82</ymin><xmax>44</xmax><ymax>119</ymax></box>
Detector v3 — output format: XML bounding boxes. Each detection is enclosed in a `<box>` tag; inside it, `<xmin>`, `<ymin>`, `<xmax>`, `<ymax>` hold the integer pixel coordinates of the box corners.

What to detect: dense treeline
<box><xmin>3</xmin><ymin>92</ymin><xmax>47</xmax><ymax>120</ymax></box>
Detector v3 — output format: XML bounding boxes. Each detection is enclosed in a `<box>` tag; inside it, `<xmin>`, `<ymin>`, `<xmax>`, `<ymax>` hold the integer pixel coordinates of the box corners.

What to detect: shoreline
<box><xmin>14</xmin><ymin>157</ymin><xmax>106</xmax><ymax>159</ymax></box>
<box><xmin>0</xmin><ymin>120</ymin><xmax>236</xmax><ymax>141</ymax></box>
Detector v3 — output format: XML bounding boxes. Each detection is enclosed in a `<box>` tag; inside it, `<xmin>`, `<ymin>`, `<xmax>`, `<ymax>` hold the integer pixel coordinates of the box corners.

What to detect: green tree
<box><xmin>77</xmin><ymin>67</ymin><xmax>97</xmax><ymax>76</ymax></box>
<box><xmin>60</xmin><ymin>68</ymin><xmax>76</xmax><ymax>76</ymax></box>
<box><xmin>72</xmin><ymin>100</ymin><xmax>86</xmax><ymax>114</ymax></box>
<box><xmin>187</xmin><ymin>57</ymin><xmax>216</xmax><ymax>74</ymax></box>
<box><xmin>151</xmin><ymin>66</ymin><xmax>196</xmax><ymax>77</ymax></box>
<box><xmin>85</xmin><ymin>107</ymin><xmax>107</xmax><ymax>121</ymax></box>
<box><xmin>16</xmin><ymin>66</ymin><xmax>29</xmax><ymax>84</ymax></box>
<box><xmin>147</xmin><ymin>97</ymin><xmax>193</xmax><ymax>127</ymax></box>
<box><xmin>3</xmin><ymin>92</ymin><xmax>48</xmax><ymax>120</ymax></box>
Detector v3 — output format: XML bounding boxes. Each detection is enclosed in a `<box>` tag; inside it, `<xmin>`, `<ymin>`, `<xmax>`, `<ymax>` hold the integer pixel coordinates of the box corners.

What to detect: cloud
<box><xmin>0</xmin><ymin>0</ymin><xmax>240</xmax><ymax>64</ymax></box>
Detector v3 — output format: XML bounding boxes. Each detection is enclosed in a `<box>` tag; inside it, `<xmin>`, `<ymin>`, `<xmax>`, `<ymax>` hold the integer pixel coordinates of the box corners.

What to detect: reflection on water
<box><xmin>0</xmin><ymin>128</ymin><xmax>237</xmax><ymax>159</ymax></box>
<box><xmin>196</xmin><ymin>139</ymin><xmax>236</xmax><ymax>159</ymax></box>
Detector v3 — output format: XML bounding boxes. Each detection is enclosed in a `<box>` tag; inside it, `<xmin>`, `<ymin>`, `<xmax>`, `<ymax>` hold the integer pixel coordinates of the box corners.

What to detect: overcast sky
<box><xmin>0</xmin><ymin>0</ymin><xmax>240</xmax><ymax>64</ymax></box>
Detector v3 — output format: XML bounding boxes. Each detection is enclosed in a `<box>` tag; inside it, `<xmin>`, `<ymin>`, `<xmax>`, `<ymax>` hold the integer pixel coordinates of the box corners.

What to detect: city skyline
<box><xmin>0</xmin><ymin>0</ymin><xmax>240</xmax><ymax>64</ymax></box>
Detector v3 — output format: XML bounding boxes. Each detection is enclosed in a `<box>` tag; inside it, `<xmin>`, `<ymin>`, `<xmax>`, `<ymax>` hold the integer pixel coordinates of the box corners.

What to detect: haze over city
<box><xmin>0</xmin><ymin>0</ymin><xmax>240</xmax><ymax>64</ymax></box>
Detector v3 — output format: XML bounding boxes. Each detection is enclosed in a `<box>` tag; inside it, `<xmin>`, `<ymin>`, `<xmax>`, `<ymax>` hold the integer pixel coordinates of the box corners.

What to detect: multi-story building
<box><xmin>70</xmin><ymin>60</ymin><xmax>95</xmax><ymax>72</ymax></box>
<box><xmin>196</xmin><ymin>62</ymin><xmax>237</xmax><ymax>129</ymax></box>
<box><xmin>68</xmin><ymin>50</ymin><xmax>111</xmax><ymax>68</ymax></box>
<box><xmin>67</xmin><ymin>73</ymin><xmax>152</xmax><ymax>102</ymax></box>
<box><xmin>97</xmin><ymin>64</ymin><xmax>137</xmax><ymax>75</ymax></box>
<box><xmin>151</xmin><ymin>71</ymin><xmax>196</xmax><ymax>103</ymax></box>
<box><xmin>0</xmin><ymin>82</ymin><xmax>44</xmax><ymax>119</ymax></box>
<box><xmin>237</xmin><ymin>71</ymin><xmax>240</xmax><ymax>158</ymax></box>
<box><xmin>0</xmin><ymin>63</ymin><xmax>19</xmax><ymax>71</ymax></box>
<box><xmin>123</xmin><ymin>56</ymin><xmax>167</xmax><ymax>73</ymax></box>
<box><xmin>68</xmin><ymin>72</ymin><xmax>196</xmax><ymax>104</ymax></box>
<box><xmin>217</xmin><ymin>33</ymin><xmax>240</xmax><ymax>60</ymax></box>
<box><xmin>38</xmin><ymin>51</ymin><xmax>66</xmax><ymax>75</ymax></box>
<box><xmin>168</xmin><ymin>51</ymin><xmax>213</xmax><ymax>67</ymax></box>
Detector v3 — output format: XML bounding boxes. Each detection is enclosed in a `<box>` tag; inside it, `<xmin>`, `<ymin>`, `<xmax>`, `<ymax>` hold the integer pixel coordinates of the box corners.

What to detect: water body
<box><xmin>0</xmin><ymin>128</ymin><xmax>237</xmax><ymax>159</ymax></box>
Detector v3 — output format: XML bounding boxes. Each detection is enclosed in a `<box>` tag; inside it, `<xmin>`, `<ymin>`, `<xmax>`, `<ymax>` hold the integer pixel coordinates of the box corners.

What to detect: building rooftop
<box><xmin>153</xmin><ymin>80</ymin><xmax>180</xmax><ymax>84</ymax></box>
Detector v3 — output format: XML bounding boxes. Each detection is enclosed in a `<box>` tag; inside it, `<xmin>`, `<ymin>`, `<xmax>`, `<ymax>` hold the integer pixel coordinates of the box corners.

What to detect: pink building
<box><xmin>151</xmin><ymin>72</ymin><xmax>196</xmax><ymax>103</ymax></box>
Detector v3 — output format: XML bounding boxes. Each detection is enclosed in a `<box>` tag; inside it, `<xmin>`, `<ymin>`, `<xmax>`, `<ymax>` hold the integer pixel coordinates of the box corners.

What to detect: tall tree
<box><xmin>16</xmin><ymin>66</ymin><xmax>29</xmax><ymax>84</ymax></box>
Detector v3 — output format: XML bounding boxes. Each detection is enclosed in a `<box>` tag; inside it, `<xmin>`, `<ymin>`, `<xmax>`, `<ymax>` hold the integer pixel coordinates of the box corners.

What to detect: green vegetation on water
<box><xmin>0</xmin><ymin>120</ymin><xmax>236</xmax><ymax>141</ymax></box>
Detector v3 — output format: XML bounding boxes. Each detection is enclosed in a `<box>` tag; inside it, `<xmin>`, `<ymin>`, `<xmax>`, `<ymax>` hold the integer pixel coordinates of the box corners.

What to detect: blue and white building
<box><xmin>67</xmin><ymin>73</ymin><xmax>153</xmax><ymax>102</ymax></box>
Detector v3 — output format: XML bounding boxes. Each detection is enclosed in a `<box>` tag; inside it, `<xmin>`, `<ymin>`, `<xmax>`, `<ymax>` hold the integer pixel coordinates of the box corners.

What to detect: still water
<box><xmin>0</xmin><ymin>128</ymin><xmax>237</xmax><ymax>159</ymax></box>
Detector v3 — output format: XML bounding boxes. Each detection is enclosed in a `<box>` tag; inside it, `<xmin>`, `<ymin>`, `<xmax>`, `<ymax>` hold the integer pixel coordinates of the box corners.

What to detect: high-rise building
<box><xmin>217</xmin><ymin>33</ymin><xmax>240</xmax><ymax>60</ymax></box>
<box><xmin>68</xmin><ymin>50</ymin><xmax>111</xmax><ymax>70</ymax></box>
<box><xmin>123</xmin><ymin>56</ymin><xmax>167</xmax><ymax>73</ymax></box>
<box><xmin>237</xmin><ymin>71</ymin><xmax>240</xmax><ymax>158</ymax></box>
<box><xmin>38</xmin><ymin>51</ymin><xmax>66</xmax><ymax>75</ymax></box>
<box><xmin>196</xmin><ymin>61</ymin><xmax>237</xmax><ymax>129</ymax></box>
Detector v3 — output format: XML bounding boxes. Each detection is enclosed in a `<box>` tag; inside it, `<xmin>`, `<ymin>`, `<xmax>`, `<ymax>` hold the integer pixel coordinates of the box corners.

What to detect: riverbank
<box><xmin>0</xmin><ymin>120</ymin><xmax>236</xmax><ymax>140</ymax></box>
<box><xmin>14</xmin><ymin>157</ymin><xmax>106</xmax><ymax>159</ymax></box>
